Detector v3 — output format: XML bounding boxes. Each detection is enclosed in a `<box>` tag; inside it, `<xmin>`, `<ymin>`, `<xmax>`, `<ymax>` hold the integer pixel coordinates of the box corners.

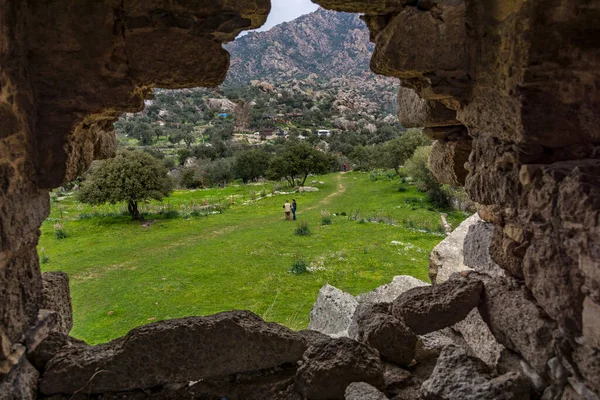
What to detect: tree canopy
<box><xmin>268</xmin><ymin>143</ymin><xmax>332</xmax><ymax>187</ymax></box>
<box><xmin>77</xmin><ymin>150</ymin><xmax>173</xmax><ymax>219</ymax></box>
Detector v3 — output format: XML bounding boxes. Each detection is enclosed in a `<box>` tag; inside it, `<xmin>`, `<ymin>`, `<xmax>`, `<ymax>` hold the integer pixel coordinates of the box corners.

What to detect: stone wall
<box><xmin>0</xmin><ymin>1</ymin><xmax>269</xmax><ymax>397</ymax></box>
<box><xmin>1</xmin><ymin>0</ymin><xmax>599</xmax><ymax>398</ymax></box>
<box><xmin>313</xmin><ymin>0</ymin><xmax>600</xmax><ymax>397</ymax></box>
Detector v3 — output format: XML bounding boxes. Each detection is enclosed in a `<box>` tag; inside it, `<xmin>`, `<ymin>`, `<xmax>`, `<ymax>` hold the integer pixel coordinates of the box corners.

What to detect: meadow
<box><xmin>39</xmin><ymin>171</ymin><xmax>468</xmax><ymax>344</ymax></box>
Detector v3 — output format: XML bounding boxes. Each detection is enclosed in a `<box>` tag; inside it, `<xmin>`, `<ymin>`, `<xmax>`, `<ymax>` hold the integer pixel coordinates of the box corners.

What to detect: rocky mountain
<box><xmin>222</xmin><ymin>8</ymin><xmax>398</xmax><ymax>117</ymax></box>
<box><xmin>223</xmin><ymin>8</ymin><xmax>377</xmax><ymax>84</ymax></box>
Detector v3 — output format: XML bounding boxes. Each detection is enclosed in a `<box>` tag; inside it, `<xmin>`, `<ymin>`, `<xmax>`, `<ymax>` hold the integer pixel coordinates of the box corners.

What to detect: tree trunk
<box><xmin>128</xmin><ymin>200</ymin><xmax>142</xmax><ymax>220</ymax></box>
<box><xmin>285</xmin><ymin>176</ymin><xmax>294</xmax><ymax>187</ymax></box>
<box><xmin>300</xmin><ymin>173</ymin><xmax>309</xmax><ymax>186</ymax></box>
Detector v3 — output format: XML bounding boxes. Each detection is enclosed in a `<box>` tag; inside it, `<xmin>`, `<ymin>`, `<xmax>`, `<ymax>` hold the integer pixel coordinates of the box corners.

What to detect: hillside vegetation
<box><xmin>39</xmin><ymin>171</ymin><xmax>467</xmax><ymax>345</ymax></box>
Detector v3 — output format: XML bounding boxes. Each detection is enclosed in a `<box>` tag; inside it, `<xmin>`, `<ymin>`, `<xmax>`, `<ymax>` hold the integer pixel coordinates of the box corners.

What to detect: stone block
<box><xmin>428</xmin><ymin>213</ymin><xmax>479</xmax><ymax>285</ymax></box>
<box><xmin>356</xmin><ymin>275</ymin><xmax>429</xmax><ymax>305</ymax></box>
<box><xmin>348</xmin><ymin>303</ymin><xmax>417</xmax><ymax>367</ymax></box>
<box><xmin>295</xmin><ymin>337</ymin><xmax>384</xmax><ymax>400</ymax></box>
<box><xmin>478</xmin><ymin>278</ymin><xmax>556</xmax><ymax>379</ymax></box>
<box><xmin>421</xmin><ymin>345</ymin><xmax>530</xmax><ymax>400</ymax></box>
<box><xmin>452</xmin><ymin>308</ymin><xmax>504</xmax><ymax>368</ymax></box>
<box><xmin>392</xmin><ymin>277</ymin><xmax>483</xmax><ymax>335</ymax></box>
<box><xmin>40</xmin><ymin>311</ymin><xmax>307</xmax><ymax>395</ymax></box>
<box><xmin>41</xmin><ymin>272</ymin><xmax>73</xmax><ymax>334</ymax></box>
<box><xmin>309</xmin><ymin>284</ymin><xmax>358</xmax><ymax>336</ymax></box>
<box><xmin>345</xmin><ymin>382</ymin><xmax>389</xmax><ymax>400</ymax></box>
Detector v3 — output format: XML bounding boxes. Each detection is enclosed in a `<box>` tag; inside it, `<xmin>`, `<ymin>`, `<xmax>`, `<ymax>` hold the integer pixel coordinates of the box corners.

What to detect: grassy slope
<box><xmin>39</xmin><ymin>172</ymin><xmax>467</xmax><ymax>344</ymax></box>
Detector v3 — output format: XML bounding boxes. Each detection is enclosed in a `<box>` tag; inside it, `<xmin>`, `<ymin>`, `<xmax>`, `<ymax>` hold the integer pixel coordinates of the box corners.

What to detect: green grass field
<box><xmin>39</xmin><ymin>171</ymin><xmax>468</xmax><ymax>344</ymax></box>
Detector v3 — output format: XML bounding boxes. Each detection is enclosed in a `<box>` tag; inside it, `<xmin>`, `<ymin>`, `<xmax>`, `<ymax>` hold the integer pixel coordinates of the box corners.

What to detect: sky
<box><xmin>251</xmin><ymin>0</ymin><xmax>320</xmax><ymax>33</ymax></box>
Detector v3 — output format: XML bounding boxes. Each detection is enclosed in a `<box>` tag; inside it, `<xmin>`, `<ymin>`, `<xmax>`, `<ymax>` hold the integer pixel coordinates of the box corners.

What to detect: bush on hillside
<box><xmin>290</xmin><ymin>259</ymin><xmax>309</xmax><ymax>275</ymax></box>
<box><xmin>294</xmin><ymin>222</ymin><xmax>311</xmax><ymax>236</ymax></box>
<box><xmin>405</xmin><ymin>146</ymin><xmax>451</xmax><ymax>208</ymax></box>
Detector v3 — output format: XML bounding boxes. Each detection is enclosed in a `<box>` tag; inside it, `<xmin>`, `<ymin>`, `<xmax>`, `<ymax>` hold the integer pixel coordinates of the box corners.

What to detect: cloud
<box><xmin>255</xmin><ymin>0</ymin><xmax>319</xmax><ymax>32</ymax></box>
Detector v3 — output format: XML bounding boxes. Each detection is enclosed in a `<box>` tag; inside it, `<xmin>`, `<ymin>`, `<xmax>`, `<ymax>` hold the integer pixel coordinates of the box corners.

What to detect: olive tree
<box><xmin>268</xmin><ymin>143</ymin><xmax>331</xmax><ymax>187</ymax></box>
<box><xmin>77</xmin><ymin>150</ymin><xmax>173</xmax><ymax>220</ymax></box>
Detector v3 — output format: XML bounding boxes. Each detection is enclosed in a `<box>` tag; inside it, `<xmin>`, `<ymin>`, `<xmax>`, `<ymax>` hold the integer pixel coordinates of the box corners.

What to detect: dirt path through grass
<box><xmin>305</xmin><ymin>173</ymin><xmax>346</xmax><ymax>212</ymax></box>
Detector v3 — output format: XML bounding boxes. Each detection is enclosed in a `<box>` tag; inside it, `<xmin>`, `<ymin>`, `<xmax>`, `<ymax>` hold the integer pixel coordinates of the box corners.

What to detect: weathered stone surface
<box><xmin>357</xmin><ymin>275</ymin><xmax>429</xmax><ymax>305</ymax></box>
<box><xmin>382</xmin><ymin>362</ymin><xmax>422</xmax><ymax>400</ymax></box>
<box><xmin>295</xmin><ymin>337</ymin><xmax>384</xmax><ymax>400</ymax></box>
<box><xmin>41</xmin><ymin>272</ymin><xmax>72</xmax><ymax>335</ymax></box>
<box><xmin>0</xmin><ymin>330</ymin><xmax>11</xmax><ymax>360</ymax></box>
<box><xmin>429</xmin><ymin>139</ymin><xmax>472</xmax><ymax>186</ymax></box>
<box><xmin>0</xmin><ymin>358</ymin><xmax>39</xmax><ymax>400</ymax></box>
<box><xmin>348</xmin><ymin>303</ymin><xmax>416</xmax><ymax>367</ymax></box>
<box><xmin>397</xmin><ymin>86</ymin><xmax>459</xmax><ymax>128</ymax></box>
<box><xmin>583</xmin><ymin>298</ymin><xmax>600</xmax><ymax>350</ymax></box>
<box><xmin>415</xmin><ymin>330</ymin><xmax>459</xmax><ymax>362</ymax></box>
<box><xmin>0</xmin><ymin>344</ymin><xmax>25</xmax><ymax>377</ymax></box>
<box><xmin>345</xmin><ymin>382</ymin><xmax>389</xmax><ymax>400</ymax></box>
<box><xmin>423</xmin><ymin>125</ymin><xmax>469</xmax><ymax>141</ymax></box>
<box><xmin>392</xmin><ymin>278</ymin><xmax>483</xmax><ymax>335</ymax></box>
<box><xmin>478</xmin><ymin>278</ymin><xmax>556</xmax><ymax>379</ymax></box>
<box><xmin>27</xmin><ymin>332</ymin><xmax>86</xmax><ymax>370</ymax></box>
<box><xmin>297</xmin><ymin>329</ymin><xmax>331</xmax><ymax>348</ymax></box>
<box><xmin>463</xmin><ymin>219</ymin><xmax>507</xmax><ymax>279</ymax></box>
<box><xmin>452</xmin><ymin>308</ymin><xmax>504</xmax><ymax>368</ymax></box>
<box><xmin>309</xmin><ymin>284</ymin><xmax>358</xmax><ymax>337</ymax></box>
<box><xmin>572</xmin><ymin>345</ymin><xmax>600</xmax><ymax>397</ymax></box>
<box><xmin>40</xmin><ymin>311</ymin><xmax>307</xmax><ymax>395</ymax></box>
<box><xmin>421</xmin><ymin>345</ymin><xmax>531</xmax><ymax>400</ymax></box>
<box><xmin>370</xmin><ymin>1</ymin><xmax>470</xmax><ymax>101</ymax></box>
<box><xmin>24</xmin><ymin>309</ymin><xmax>60</xmax><ymax>354</ymax></box>
<box><xmin>428</xmin><ymin>214</ymin><xmax>479</xmax><ymax>285</ymax></box>
<box><xmin>1</xmin><ymin>0</ymin><xmax>270</xmax><ymax>389</ymax></box>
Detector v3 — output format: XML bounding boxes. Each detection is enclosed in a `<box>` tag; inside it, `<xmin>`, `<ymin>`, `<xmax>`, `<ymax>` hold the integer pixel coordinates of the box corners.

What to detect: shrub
<box><xmin>53</xmin><ymin>223</ymin><xmax>68</xmax><ymax>239</ymax></box>
<box><xmin>405</xmin><ymin>146</ymin><xmax>451</xmax><ymax>208</ymax></box>
<box><xmin>321</xmin><ymin>210</ymin><xmax>332</xmax><ymax>226</ymax></box>
<box><xmin>294</xmin><ymin>222</ymin><xmax>311</xmax><ymax>236</ymax></box>
<box><xmin>39</xmin><ymin>248</ymin><xmax>49</xmax><ymax>264</ymax></box>
<box><xmin>290</xmin><ymin>259</ymin><xmax>309</xmax><ymax>275</ymax></box>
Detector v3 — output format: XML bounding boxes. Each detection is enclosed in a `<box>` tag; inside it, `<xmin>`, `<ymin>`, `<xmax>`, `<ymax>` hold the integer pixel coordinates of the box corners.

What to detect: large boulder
<box><xmin>478</xmin><ymin>278</ymin><xmax>556</xmax><ymax>379</ymax></box>
<box><xmin>357</xmin><ymin>275</ymin><xmax>429</xmax><ymax>305</ymax></box>
<box><xmin>421</xmin><ymin>345</ymin><xmax>531</xmax><ymax>400</ymax></box>
<box><xmin>309</xmin><ymin>284</ymin><xmax>358</xmax><ymax>337</ymax></box>
<box><xmin>392</xmin><ymin>277</ymin><xmax>483</xmax><ymax>335</ymax></box>
<box><xmin>345</xmin><ymin>382</ymin><xmax>389</xmax><ymax>400</ymax></box>
<box><xmin>295</xmin><ymin>337</ymin><xmax>384</xmax><ymax>400</ymax></box>
<box><xmin>41</xmin><ymin>272</ymin><xmax>73</xmax><ymax>334</ymax></box>
<box><xmin>348</xmin><ymin>303</ymin><xmax>417</xmax><ymax>367</ymax></box>
<box><xmin>40</xmin><ymin>311</ymin><xmax>307</xmax><ymax>395</ymax></box>
<box><xmin>428</xmin><ymin>214</ymin><xmax>479</xmax><ymax>285</ymax></box>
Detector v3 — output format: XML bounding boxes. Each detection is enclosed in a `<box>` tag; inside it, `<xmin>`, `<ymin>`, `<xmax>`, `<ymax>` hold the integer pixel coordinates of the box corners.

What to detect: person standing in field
<box><xmin>291</xmin><ymin>199</ymin><xmax>297</xmax><ymax>220</ymax></box>
<box><xmin>283</xmin><ymin>200</ymin><xmax>292</xmax><ymax>221</ymax></box>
